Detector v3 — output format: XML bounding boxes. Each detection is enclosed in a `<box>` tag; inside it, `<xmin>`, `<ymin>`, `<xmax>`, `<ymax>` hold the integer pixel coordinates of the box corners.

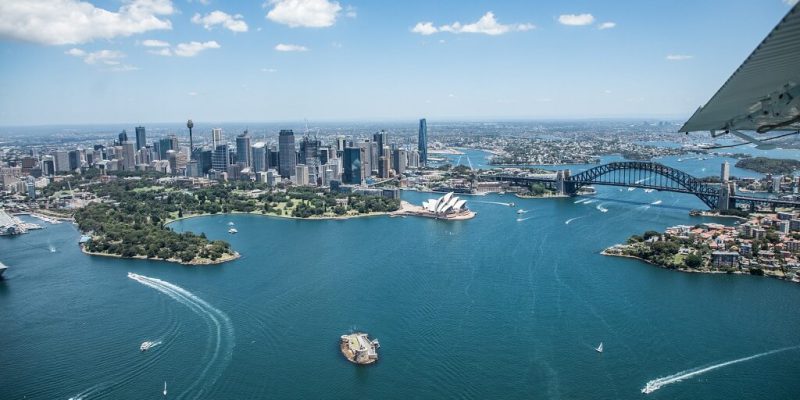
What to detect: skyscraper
<box><xmin>212</xmin><ymin>128</ymin><xmax>223</xmax><ymax>149</ymax></box>
<box><xmin>279</xmin><ymin>129</ymin><xmax>296</xmax><ymax>178</ymax></box>
<box><xmin>418</xmin><ymin>118</ymin><xmax>428</xmax><ymax>166</ymax></box>
<box><xmin>373</xmin><ymin>130</ymin><xmax>388</xmax><ymax>157</ymax></box>
<box><xmin>236</xmin><ymin>130</ymin><xmax>252</xmax><ymax>168</ymax></box>
<box><xmin>343</xmin><ymin>147</ymin><xmax>363</xmax><ymax>184</ymax></box>
<box><xmin>392</xmin><ymin>148</ymin><xmax>407</xmax><ymax>175</ymax></box>
<box><xmin>118</xmin><ymin>129</ymin><xmax>128</xmax><ymax>144</ymax></box>
<box><xmin>187</xmin><ymin>120</ymin><xmax>194</xmax><ymax>159</ymax></box>
<box><xmin>212</xmin><ymin>144</ymin><xmax>230</xmax><ymax>172</ymax></box>
<box><xmin>135</xmin><ymin>126</ymin><xmax>146</xmax><ymax>150</ymax></box>
<box><xmin>251</xmin><ymin>142</ymin><xmax>266</xmax><ymax>172</ymax></box>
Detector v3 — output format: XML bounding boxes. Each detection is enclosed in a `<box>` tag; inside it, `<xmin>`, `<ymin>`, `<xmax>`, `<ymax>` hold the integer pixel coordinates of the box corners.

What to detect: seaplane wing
<box><xmin>680</xmin><ymin>4</ymin><xmax>800</xmax><ymax>135</ymax></box>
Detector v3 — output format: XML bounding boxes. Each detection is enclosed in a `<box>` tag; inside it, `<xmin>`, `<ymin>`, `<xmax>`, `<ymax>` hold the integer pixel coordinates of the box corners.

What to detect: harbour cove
<box><xmin>1</xmin><ymin>189</ymin><xmax>799</xmax><ymax>399</ymax></box>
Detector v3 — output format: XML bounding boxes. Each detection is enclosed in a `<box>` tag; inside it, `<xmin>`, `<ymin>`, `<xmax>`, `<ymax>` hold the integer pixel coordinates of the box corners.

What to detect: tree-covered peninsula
<box><xmin>735</xmin><ymin>157</ymin><xmax>800</xmax><ymax>175</ymax></box>
<box><xmin>52</xmin><ymin>172</ymin><xmax>400</xmax><ymax>265</ymax></box>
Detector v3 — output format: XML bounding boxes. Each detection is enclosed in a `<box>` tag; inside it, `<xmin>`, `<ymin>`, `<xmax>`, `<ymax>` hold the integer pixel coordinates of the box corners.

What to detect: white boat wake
<box><xmin>475</xmin><ymin>201</ymin><xmax>513</xmax><ymax>206</ymax></box>
<box><xmin>516</xmin><ymin>216</ymin><xmax>534</xmax><ymax>222</ymax></box>
<box><xmin>644</xmin><ymin>189</ymin><xmax>655</xmax><ymax>193</ymax></box>
<box><xmin>651</xmin><ymin>200</ymin><xmax>663</xmax><ymax>205</ymax></box>
<box><xmin>565</xmin><ymin>216</ymin><xmax>587</xmax><ymax>225</ymax></box>
<box><xmin>641</xmin><ymin>345</ymin><xmax>800</xmax><ymax>394</ymax></box>
<box><xmin>596</xmin><ymin>204</ymin><xmax>608</xmax><ymax>213</ymax></box>
<box><xmin>627</xmin><ymin>187</ymin><xmax>636</xmax><ymax>192</ymax></box>
<box><xmin>583</xmin><ymin>199</ymin><xmax>597</xmax><ymax>204</ymax></box>
<box><xmin>128</xmin><ymin>273</ymin><xmax>234</xmax><ymax>399</ymax></box>
<box><xmin>574</xmin><ymin>198</ymin><xmax>587</xmax><ymax>204</ymax></box>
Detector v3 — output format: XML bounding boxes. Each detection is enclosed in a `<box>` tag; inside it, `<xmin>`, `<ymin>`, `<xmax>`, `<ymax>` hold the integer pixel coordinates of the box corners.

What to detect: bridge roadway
<box><xmin>479</xmin><ymin>161</ymin><xmax>800</xmax><ymax>210</ymax></box>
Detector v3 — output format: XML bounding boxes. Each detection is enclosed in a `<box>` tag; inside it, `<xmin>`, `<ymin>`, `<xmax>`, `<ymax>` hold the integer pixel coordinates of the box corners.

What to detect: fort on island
<box><xmin>340</xmin><ymin>332</ymin><xmax>380</xmax><ymax>365</ymax></box>
<box><xmin>393</xmin><ymin>192</ymin><xmax>476</xmax><ymax>220</ymax></box>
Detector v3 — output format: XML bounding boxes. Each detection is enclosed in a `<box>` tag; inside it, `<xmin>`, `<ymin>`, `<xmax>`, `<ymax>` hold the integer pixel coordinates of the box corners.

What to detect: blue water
<box><xmin>1</xmin><ymin>182</ymin><xmax>799</xmax><ymax>399</ymax></box>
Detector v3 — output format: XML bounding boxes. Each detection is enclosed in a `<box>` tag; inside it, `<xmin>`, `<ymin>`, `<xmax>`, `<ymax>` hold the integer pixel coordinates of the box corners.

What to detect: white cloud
<box><xmin>558</xmin><ymin>13</ymin><xmax>595</xmax><ymax>26</ymax></box>
<box><xmin>142</xmin><ymin>39</ymin><xmax>170</xmax><ymax>47</ymax></box>
<box><xmin>666</xmin><ymin>54</ymin><xmax>693</xmax><ymax>61</ymax></box>
<box><xmin>265</xmin><ymin>0</ymin><xmax>342</xmax><ymax>28</ymax></box>
<box><xmin>149</xmin><ymin>48</ymin><xmax>173</xmax><ymax>56</ymax></box>
<box><xmin>412</xmin><ymin>12</ymin><xmax>534</xmax><ymax>36</ymax></box>
<box><xmin>411</xmin><ymin>22</ymin><xmax>438</xmax><ymax>35</ymax></box>
<box><xmin>598</xmin><ymin>22</ymin><xmax>616</xmax><ymax>30</ymax></box>
<box><xmin>191</xmin><ymin>10</ymin><xmax>248</xmax><ymax>32</ymax></box>
<box><xmin>261</xmin><ymin>68</ymin><xmax>278</xmax><ymax>72</ymax></box>
<box><xmin>0</xmin><ymin>0</ymin><xmax>174</xmax><ymax>45</ymax></box>
<box><xmin>174</xmin><ymin>41</ymin><xmax>221</xmax><ymax>57</ymax></box>
<box><xmin>274</xmin><ymin>43</ymin><xmax>308</xmax><ymax>52</ymax></box>
<box><xmin>66</xmin><ymin>48</ymin><xmax>125</xmax><ymax>64</ymax></box>
<box><xmin>344</xmin><ymin>5</ymin><xmax>356</xmax><ymax>18</ymax></box>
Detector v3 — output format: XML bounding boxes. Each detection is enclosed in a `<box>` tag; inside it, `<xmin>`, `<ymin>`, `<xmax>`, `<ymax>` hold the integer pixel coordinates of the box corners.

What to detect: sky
<box><xmin>0</xmin><ymin>0</ymin><xmax>797</xmax><ymax>125</ymax></box>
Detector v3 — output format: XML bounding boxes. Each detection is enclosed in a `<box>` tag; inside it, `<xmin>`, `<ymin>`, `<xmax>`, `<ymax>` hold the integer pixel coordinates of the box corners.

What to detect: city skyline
<box><xmin>0</xmin><ymin>0</ymin><xmax>797</xmax><ymax>125</ymax></box>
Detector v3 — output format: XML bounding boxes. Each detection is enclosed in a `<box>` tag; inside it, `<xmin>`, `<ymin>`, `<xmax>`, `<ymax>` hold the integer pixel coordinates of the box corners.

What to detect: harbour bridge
<box><xmin>480</xmin><ymin>161</ymin><xmax>800</xmax><ymax>210</ymax></box>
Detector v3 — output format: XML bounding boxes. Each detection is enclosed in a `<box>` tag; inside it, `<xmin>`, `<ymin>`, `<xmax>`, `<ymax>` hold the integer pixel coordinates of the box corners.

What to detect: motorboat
<box><xmin>140</xmin><ymin>341</ymin><xmax>154</xmax><ymax>352</ymax></box>
<box><xmin>228</xmin><ymin>228</ymin><xmax>238</xmax><ymax>234</ymax></box>
<box><xmin>163</xmin><ymin>381</ymin><xmax>167</xmax><ymax>396</ymax></box>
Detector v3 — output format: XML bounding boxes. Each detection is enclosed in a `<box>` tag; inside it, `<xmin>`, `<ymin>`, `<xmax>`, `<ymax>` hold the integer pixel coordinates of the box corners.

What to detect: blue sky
<box><xmin>0</xmin><ymin>0</ymin><xmax>796</xmax><ymax>125</ymax></box>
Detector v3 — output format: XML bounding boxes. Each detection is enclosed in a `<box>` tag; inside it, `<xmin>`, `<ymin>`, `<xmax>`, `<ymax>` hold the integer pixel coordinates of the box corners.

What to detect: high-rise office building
<box><xmin>343</xmin><ymin>147</ymin><xmax>363</xmax><ymax>184</ymax></box>
<box><xmin>54</xmin><ymin>151</ymin><xmax>70</xmax><ymax>173</ymax></box>
<box><xmin>212</xmin><ymin>144</ymin><xmax>230</xmax><ymax>173</ymax></box>
<box><xmin>418</xmin><ymin>118</ymin><xmax>428</xmax><ymax>165</ymax></box>
<box><xmin>721</xmin><ymin>161</ymin><xmax>730</xmax><ymax>183</ymax></box>
<box><xmin>135</xmin><ymin>126</ymin><xmax>146</xmax><ymax>150</ymax></box>
<box><xmin>118</xmin><ymin>129</ymin><xmax>128</xmax><ymax>144</ymax></box>
<box><xmin>295</xmin><ymin>164</ymin><xmax>309</xmax><ymax>186</ymax></box>
<box><xmin>374</xmin><ymin>130</ymin><xmax>388</xmax><ymax>157</ymax></box>
<box><xmin>300</xmin><ymin>136</ymin><xmax>321</xmax><ymax>169</ymax></box>
<box><xmin>279</xmin><ymin>129</ymin><xmax>296</xmax><ymax>178</ymax></box>
<box><xmin>212</xmin><ymin>128</ymin><xmax>223</xmax><ymax>149</ymax></box>
<box><xmin>121</xmin><ymin>142</ymin><xmax>136</xmax><ymax>171</ymax></box>
<box><xmin>236</xmin><ymin>130</ymin><xmax>252</xmax><ymax>168</ymax></box>
<box><xmin>251</xmin><ymin>142</ymin><xmax>266</xmax><ymax>172</ymax></box>
<box><xmin>392</xmin><ymin>149</ymin><xmax>407</xmax><ymax>175</ymax></box>
<box><xmin>68</xmin><ymin>150</ymin><xmax>81</xmax><ymax>171</ymax></box>
<box><xmin>378</xmin><ymin>156</ymin><xmax>390</xmax><ymax>178</ymax></box>
<box><xmin>158</xmin><ymin>136</ymin><xmax>178</xmax><ymax>160</ymax></box>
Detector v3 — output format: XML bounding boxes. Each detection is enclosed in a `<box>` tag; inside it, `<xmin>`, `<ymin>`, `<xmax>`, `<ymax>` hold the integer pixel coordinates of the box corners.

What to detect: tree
<box><xmin>684</xmin><ymin>254</ymin><xmax>702</xmax><ymax>269</ymax></box>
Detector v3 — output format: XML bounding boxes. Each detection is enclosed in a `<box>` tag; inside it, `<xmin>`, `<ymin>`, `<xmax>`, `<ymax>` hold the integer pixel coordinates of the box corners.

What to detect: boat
<box><xmin>517</xmin><ymin>209</ymin><xmax>525</xmax><ymax>214</ymax></box>
<box><xmin>595</xmin><ymin>342</ymin><xmax>603</xmax><ymax>353</ymax></box>
<box><xmin>228</xmin><ymin>228</ymin><xmax>238</xmax><ymax>234</ymax></box>
<box><xmin>0</xmin><ymin>261</ymin><xmax>7</xmax><ymax>279</ymax></box>
<box><xmin>163</xmin><ymin>381</ymin><xmax>167</xmax><ymax>396</ymax></box>
<box><xmin>227</xmin><ymin>222</ymin><xmax>235</xmax><ymax>226</ymax></box>
<box><xmin>140</xmin><ymin>341</ymin><xmax>154</xmax><ymax>352</ymax></box>
<box><xmin>508</xmin><ymin>202</ymin><xmax>515</xmax><ymax>207</ymax></box>
<box><xmin>644</xmin><ymin>189</ymin><xmax>654</xmax><ymax>193</ymax></box>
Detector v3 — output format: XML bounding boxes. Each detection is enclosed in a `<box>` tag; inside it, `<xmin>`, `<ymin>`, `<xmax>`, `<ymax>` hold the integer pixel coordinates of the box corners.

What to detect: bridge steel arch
<box><xmin>566</xmin><ymin>161</ymin><xmax>720</xmax><ymax>208</ymax></box>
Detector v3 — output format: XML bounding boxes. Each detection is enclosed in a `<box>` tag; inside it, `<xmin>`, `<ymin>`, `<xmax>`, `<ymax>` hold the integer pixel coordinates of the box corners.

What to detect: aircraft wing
<box><xmin>680</xmin><ymin>4</ymin><xmax>800</xmax><ymax>134</ymax></box>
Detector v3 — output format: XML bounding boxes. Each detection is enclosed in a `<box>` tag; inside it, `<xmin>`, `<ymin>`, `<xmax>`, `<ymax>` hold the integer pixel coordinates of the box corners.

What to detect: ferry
<box><xmin>140</xmin><ymin>341</ymin><xmax>154</xmax><ymax>352</ymax></box>
<box><xmin>228</xmin><ymin>228</ymin><xmax>238</xmax><ymax>234</ymax></box>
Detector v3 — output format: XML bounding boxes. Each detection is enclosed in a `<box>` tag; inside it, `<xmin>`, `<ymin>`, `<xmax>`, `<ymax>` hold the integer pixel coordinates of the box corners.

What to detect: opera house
<box><xmin>394</xmin><ymin>192</ymin><xmax>476</xmax><ymax>220</ymax></box>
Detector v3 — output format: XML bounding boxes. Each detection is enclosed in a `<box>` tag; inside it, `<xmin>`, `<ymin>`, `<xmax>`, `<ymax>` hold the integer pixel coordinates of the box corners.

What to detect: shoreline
<box><xmin>600</xmin><ymin>248</ymin><xmax>795</xmax><ymax>283</ymax></box>
<box><xmin>165</xmin><ymin>209</ymin><xmax>392</xmax><ymax>225</ymax></box>
<box><xmin>80</xmin><ymin>245</ymin><xmax>240</xmax><ymax>266</ymax></box>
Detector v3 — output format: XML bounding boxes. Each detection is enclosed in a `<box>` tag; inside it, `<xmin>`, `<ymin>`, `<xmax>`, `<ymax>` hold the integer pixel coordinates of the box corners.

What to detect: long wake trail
<box><xmin>641</xmin><ymin>345</ymin><xmax>800</xmax><ymax>394</ymax></box>
<box><xmin>128</xmin><ymin>273</ymin><xmax>235</xmax><ymax>399</ymax></box>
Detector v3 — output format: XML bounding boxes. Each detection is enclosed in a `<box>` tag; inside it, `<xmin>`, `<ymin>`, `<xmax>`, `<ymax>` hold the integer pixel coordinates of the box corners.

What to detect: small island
<box><xmin>735</xmin><ymin>157</ymin><xmax>800</xmax><ymax>175</ymax></box>
<box><xmin>340</xmin><ymin>332</ymin><xmax>380</xmax><ymax>365</ymax></box>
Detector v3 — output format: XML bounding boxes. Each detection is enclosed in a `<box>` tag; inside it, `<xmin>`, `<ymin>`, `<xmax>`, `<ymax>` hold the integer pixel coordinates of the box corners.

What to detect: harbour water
<box><xmin>1</xmin><ymin>160</ymin><xmax>800</xmax><ymax>399</ymax></box>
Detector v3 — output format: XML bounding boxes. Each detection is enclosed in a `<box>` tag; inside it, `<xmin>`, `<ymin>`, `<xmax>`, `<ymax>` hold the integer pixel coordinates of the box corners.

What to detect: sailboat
<box><xmin>163</xmin><ymin>381</ymin><xmax>167</xmax><ymax>396</ymax></box>
<box><xmin>595</xmin><ymin>342</ymin><xmax>603</xmax><ymax>353</ymax></box>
